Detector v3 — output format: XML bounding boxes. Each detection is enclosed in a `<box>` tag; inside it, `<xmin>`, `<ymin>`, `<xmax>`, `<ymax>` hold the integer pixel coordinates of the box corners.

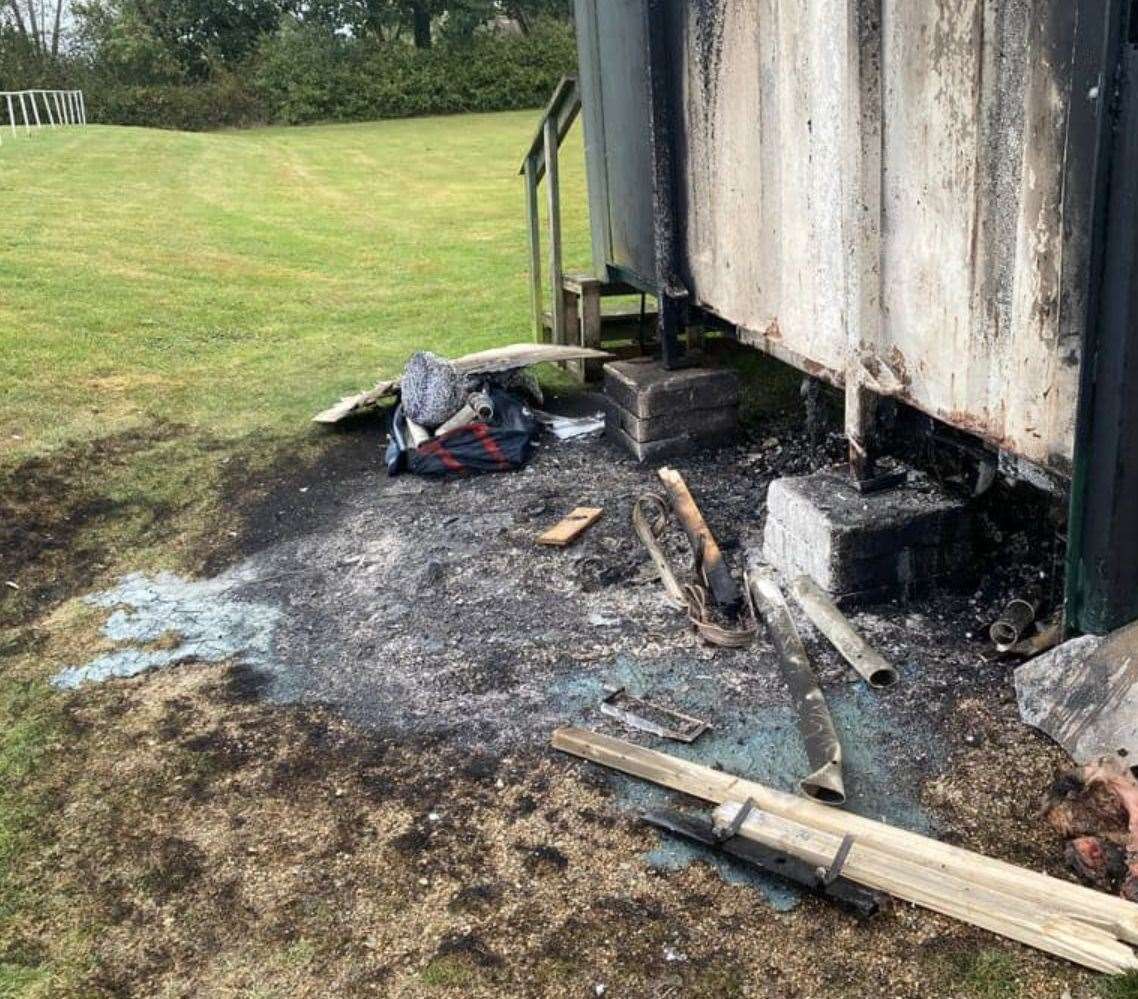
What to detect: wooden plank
<box><xmin>312</xmin><ymin>379</ymin><xmax>398</xmax><ymax>424</ymax></box>
<box><xmin>712</xmin><ymin>802</ymin><xmax>1138</xmax><ymax>975</ymax></box>
<box><xmin>544</xmin><ymin>115</ymin><xmax>565</xmax><ymax>348</ymax></box>
<box><xmin>450</xmin><ymin>343</ymin><xmax>611</xmax><ymax>375</ymax></box>
<box><xmin>657</xmin><ymin>467</ymin><xmax>741</xmax><ymax>609</ymax></box>
<box><xmin>550</xmin><ymin>727</ymin><xmax>1138</xmax><ymax>946</ymax></box>
<box><xmin>312</xmin><ymin>345</ymin><xmax>615</xmax><ymax>424</ymax></box>
<box><xmin>524</xmin><ymin>156</ymin><xmax>543</xmax><ymax>342</ymax></box>
<box><xmin>791</xmin><ymin>575</ymin><xmax>899</xmax><ymax>688</ymax></box>
<box><xmin>537</xmin><ymin>507</ymin><xmax>603</xmax><ymax>547</ymax></box>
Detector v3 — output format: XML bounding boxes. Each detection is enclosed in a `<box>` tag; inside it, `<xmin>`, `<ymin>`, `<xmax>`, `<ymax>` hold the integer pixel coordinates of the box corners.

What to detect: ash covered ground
<box><xmin>61</xmin><ymin>386</ymin><xmax>1065</xmax><ymax>851</ymax></box>
<box><xmin>35</xmin><ymin>384</ymin><xmax>1102</xmax><ymax>997</ymax></box>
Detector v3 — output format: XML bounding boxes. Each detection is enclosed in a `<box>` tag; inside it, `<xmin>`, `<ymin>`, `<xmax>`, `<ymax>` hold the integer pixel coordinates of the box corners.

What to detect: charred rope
<box><xmin>631</xmin><ymin>493</ymin><xmax>756</xmax><ymax>649</ymax></box>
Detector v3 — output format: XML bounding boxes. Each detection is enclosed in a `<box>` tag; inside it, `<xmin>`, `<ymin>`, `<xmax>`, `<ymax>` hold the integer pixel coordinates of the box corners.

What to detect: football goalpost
<box><xmin>0</xmin><ymin>90</ymin><xmax>87</xmax><ymax>144</ymax></box>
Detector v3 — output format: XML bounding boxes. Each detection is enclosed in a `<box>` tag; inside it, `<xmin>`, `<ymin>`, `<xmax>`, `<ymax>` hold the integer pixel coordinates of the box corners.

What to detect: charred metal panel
<box><xmin>875</xmin><ymin>1</ymin><xmax>1083</xmax><ymax>473</ymax></box>
<box><xmin>573</xmin><ymin>0</ymin><xmax>656</xmax><ymax>287</ymax></box>
<box><xmin>575</xmin><ymin>0</ymin><xmax>1108</xmax><ymax>477</ymax></box>
<box><xmin>671</xmin><ymin>0</ymin><xmax>850</xmax><ymax>381</ymax></box>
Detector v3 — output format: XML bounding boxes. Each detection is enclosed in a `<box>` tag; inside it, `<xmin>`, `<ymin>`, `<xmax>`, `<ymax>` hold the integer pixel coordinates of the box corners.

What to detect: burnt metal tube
<box><xmin>747</xmin><ymin>565</ymin><xmax>846</xmax><ymax>805</ymax></box>
<box><xmin>468</xmin><ymin>391</ymin><xmax>494</xmax><ymax>421</ymax></box>
<box><xmin>791</xmin><ymin>576</ymin><xmax>899</xmax><ymax>689</ymax></box>
<box><xmin>991</xmin><ymin>598</ymin><xmax>1039</xmax><ymax>652</ymax></box>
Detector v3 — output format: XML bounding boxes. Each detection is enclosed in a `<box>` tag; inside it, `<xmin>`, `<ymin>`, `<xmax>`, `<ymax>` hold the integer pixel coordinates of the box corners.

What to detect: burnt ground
<box><xmin>0</xmin><ymin>381</ymin><xmax>1123</xmax><ymax>998</ymax></box>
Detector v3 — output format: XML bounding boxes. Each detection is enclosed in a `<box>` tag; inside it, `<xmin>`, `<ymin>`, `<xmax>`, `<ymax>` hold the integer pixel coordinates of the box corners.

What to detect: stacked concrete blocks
<box><xmin>763</xmin><ymin>470</ymin><xmax>975</xmax><ymax>604</ymax></box>
<box><xmin>604</xmin><ymin>359</ymin><xmax>740</xmax><ymax>462</ymax></box>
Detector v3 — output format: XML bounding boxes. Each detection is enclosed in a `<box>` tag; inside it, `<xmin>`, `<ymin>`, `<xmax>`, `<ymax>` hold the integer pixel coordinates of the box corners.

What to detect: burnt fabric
<box><xmin>386</xmin><ymin>388</ymin><xmax>538</xmax><ymax>477</ymax></box>
<box><xmin>401</xmin><ymin>351</ymin><xmax>466</xmax><ymax>430</ymax></box>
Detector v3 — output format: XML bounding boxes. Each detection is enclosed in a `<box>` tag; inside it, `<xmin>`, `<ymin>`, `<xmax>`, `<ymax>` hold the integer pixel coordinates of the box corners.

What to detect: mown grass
<box><xmin>0</xmin><ymin>114</ymin><xmax>590</xmax><ymax>459</ymax></box>
<box><xmin>0</xmin><ymin>111</ymin><xmax>590</xmax><ymax>996</ymax></box>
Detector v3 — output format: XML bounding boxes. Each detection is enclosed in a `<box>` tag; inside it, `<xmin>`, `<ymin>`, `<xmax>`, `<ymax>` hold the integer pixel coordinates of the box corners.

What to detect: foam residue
<box><xmin>52</xmin><ymin>572</ymin><xmax>286</xmax><ymax>693</ymax></box>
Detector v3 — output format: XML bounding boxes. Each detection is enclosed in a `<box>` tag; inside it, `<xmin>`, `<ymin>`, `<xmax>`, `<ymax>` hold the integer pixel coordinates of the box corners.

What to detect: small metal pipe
<box><xmin>991</xmin><ymin>597</ymin><xmax>1039</xmax><ymax>652</ymax></box>
<box><xmin>791</xmin><ymin>576</ymin><xmax>899</xmax><ymax>689</ymax></box>
<box><xmin>747</xmin><ymin>565</ymin><xmax>846</xmax><ymax>805</ymax></box>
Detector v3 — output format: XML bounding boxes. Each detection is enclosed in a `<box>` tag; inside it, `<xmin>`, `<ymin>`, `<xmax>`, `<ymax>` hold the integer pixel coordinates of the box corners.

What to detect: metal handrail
<box><xmin>1</xmin><ymin>89</ymin><xmax>87</xmax><ymax>143</ymax></box>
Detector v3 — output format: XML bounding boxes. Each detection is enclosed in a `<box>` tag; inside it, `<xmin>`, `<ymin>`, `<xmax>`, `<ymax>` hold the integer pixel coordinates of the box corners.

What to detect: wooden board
<box><xmin>537</xmin><ymin>507</ymin><xmax>603</xmax><ymax>547</ymax></box>
<box><xmin>550</xmin><ymin>727</ymin><xmax>1138</xmax><ymax>946</ymax></box>
<box><xmin>712</xmin><ymin>802</ymin><xmax>1138</xmax><ymax>975</ymax></box>
<box><xmin>312</xmin><ymin>345</ymin><xmax>613</xmax><ymax>424</ymax></box>
<box><xmin>312</xmin><ymin>379</ymin><xmax>399</xmax><ymax>424</ymax></box>
<box><xmin>449</xmin><ymin>343</ymin><xmax>611</xmax><ymax>376</ymax></box>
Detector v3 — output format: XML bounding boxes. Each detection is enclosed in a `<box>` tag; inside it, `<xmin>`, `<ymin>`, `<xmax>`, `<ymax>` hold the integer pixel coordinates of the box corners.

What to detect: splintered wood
<box><xmin>537</xmin><ymin>507</ymin><xmax>603</xmax><ymax>547</ymax></box>
<box><xmin>551</xmin><ymin>727</ymin><xmax>1138</xmax><ymax>974</ymax></box>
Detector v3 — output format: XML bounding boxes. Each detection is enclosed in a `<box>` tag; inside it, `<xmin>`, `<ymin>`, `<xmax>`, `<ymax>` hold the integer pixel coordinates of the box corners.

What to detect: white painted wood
<box><xmin>5</xmin><ymin>94</ymin><xmax>17</xmax><ymax>138</ymax></box>
<box><xmin>26</xmin><ymin>91</ymin><xmax>41</xmax><ymax>129</ymax></box>
<box><xmin>78</xmin><ymin>91</ymin><xmax>87</xmax><ymax>126</ymax></box>
<box><xmin>41</xmin><ymin>90</ymin><xmax>55</xmax><ymax>127</ymax></box>
<box><xmin>543</xmin><ymin>116</ymin><xmax>564</xmax><ymax>347</ymax></box>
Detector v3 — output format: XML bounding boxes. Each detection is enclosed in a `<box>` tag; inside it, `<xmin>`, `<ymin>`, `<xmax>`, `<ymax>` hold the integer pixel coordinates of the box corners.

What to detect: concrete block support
<box><xmin>603</xmin><ymin>359</ymin><xmax>739</xmax><ymax>462</ymax></box>
<box><xmin>762</xmin><ymin>470</ymin><xmax>974</xmax><ymax>604</ymax></box>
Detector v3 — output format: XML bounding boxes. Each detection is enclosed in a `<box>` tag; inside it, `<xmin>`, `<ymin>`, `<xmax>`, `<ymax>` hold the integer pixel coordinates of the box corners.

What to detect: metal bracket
<box><xmin>713</xmin><ymin>797</ymin><xmax>758</xmax><ymax>844</ymax></box>
<box><xmin>817</xmin><ymin>833</ymin><xmax>857</xmax><ymax>886</ymax></box>
<box><xmin>600</xmin><ymin>686</ymin><xmax>710</xmax><ymax>743</ymax></box>
<box><xmin>852</xmin><ymin>470</ymin><xmax>908</xmax><ymax>495</ymax></box>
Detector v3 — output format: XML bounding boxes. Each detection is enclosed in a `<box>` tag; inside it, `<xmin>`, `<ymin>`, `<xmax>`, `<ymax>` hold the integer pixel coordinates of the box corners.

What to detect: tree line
<box><xmin>0</xmin><ymin>0</ymin><xmax>576</xmax><ymax>129</ymax></box>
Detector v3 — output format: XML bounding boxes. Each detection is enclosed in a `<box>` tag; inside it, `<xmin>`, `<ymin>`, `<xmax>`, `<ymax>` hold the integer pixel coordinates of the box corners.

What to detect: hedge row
<box><xmin>84</xmin><ymin>21</ymin><xmax>576</xmax><ymax>132</ymax></box>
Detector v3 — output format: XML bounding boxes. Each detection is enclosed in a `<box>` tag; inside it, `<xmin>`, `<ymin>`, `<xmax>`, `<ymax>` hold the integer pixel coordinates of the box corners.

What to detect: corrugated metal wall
<box><xmin>575</xmin><ymin>0</ymin><xmax>1108</xmax><ymax>477</ymax></box>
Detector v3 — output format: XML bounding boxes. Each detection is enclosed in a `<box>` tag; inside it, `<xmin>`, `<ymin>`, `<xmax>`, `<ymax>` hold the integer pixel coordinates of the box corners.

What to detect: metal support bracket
<box><xmin>713</xmin><ymin>797</ymin><xmax>758</xmax><ymax>844</ymax></box>
<box><xmin>599</xmin><ymin>686</ymin><xmax>711</xmax><ymax>743</ymax></box>
<box><xmin>817</xmin><ymin>833</ymin><xmax>857</xmax><ymax>886</ymax></box>
<box><xmin>852</xmin><ymin>470</ymin><xmax>908</xmax><ymax>495</ymax></box>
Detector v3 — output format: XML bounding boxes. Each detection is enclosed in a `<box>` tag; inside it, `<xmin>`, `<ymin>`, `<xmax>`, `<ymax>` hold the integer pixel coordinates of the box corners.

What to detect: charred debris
<box><xmin>316</xmin><ymin>341</ymin><xmax>1138</xmax><ymax>977</ymax></box>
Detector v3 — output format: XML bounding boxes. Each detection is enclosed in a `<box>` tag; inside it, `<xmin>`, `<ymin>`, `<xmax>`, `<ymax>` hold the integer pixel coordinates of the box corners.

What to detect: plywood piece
<box><xmin>537</xmin><ymin>507</ymin><xmax>603</xmax><ymax>547</ymax></box>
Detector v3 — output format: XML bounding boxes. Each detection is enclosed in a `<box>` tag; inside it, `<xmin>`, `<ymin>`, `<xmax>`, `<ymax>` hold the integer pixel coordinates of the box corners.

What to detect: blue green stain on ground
<box><xmin>548</xmin><ymin>655</ymin><xmax>941</xmax><ymax>911</ymax></box>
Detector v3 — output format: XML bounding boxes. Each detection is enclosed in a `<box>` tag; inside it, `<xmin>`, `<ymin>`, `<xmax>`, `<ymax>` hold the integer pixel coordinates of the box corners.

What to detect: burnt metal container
<box><xmin>571</xmin><ymin>0</ymin><xmax>1138</xmax><ymax>634</ymax></box>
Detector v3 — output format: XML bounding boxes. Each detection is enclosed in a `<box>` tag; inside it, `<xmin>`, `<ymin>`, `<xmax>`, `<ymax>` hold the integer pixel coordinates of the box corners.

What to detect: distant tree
<box><xmin>74</xmin><ymin>0</ymin><xmax>292</xmax><ymax>78</ymax></box>
<box><xmin>2</xmin><ymin>0</ymin><xmax>71</xmax><ymax>57</ymax></box>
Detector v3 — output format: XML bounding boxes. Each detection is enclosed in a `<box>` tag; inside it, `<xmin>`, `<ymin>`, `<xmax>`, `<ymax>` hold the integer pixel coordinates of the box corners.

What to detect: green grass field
<box><xmin>0</xmin><ymin>113</ymin><xmax>590</xmax><ymax>459</ymax></box>
<box><xmin>0</xmin><ymin>113</ymin><xmax>593</xmax><ymax>995</ymax></box>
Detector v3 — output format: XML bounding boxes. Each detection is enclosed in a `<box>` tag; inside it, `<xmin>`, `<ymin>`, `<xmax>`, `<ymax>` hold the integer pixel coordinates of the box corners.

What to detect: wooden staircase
<box><xmin>519</xmin><ymin>76</ymin><xmax>657</xmax><ymax>382</ymax></box>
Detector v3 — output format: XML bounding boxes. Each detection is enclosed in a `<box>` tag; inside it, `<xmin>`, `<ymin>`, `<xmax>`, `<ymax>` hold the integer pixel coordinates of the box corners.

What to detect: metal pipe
<box><xmin>791</xmin><ymin>576</ymin><xmax>899</xmax><ymax>688</ymax></box>
<box><xmin>747</xmin><ymin>565</ymin><xmax>846</xmax><ymax>805</ymax></box>
<box><xmin>643</xmin><ymin>0</ymin><xmax>688</xmax><ymax>369</ymax></box>
<box><xmin>990</xmin><ymin>597</ymin><xmax>1039</xmax><ymax>652</ymax></box>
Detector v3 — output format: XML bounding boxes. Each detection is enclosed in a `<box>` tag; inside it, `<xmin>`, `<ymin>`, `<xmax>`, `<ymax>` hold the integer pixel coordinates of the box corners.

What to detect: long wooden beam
<box><xmin>712</xmin><ymin>802</ymin><xmax>1138</xmax><ymax>974</ymax></box>
<box><xmin>550</xmin><ymin>727</ymin><xmax>1138</xmax><ymax>946</ymax></box>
